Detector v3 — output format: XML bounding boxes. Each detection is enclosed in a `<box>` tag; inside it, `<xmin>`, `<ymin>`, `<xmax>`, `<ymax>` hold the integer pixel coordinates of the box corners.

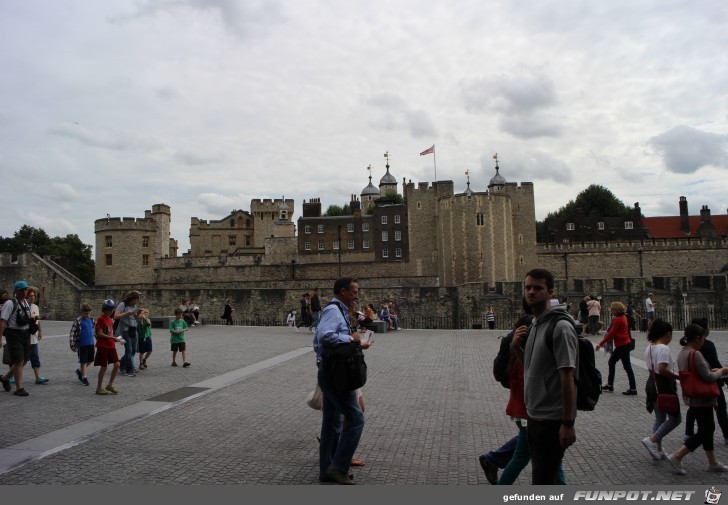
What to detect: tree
<box><xmin>323</xmin><ymin>204</ymin><xmax>352</xmax><ymax>216</ymax></box>
<box><xmin>545</xmin><ymin>185</ymin><xmax>631</xmax><ymax>221</ymax></box>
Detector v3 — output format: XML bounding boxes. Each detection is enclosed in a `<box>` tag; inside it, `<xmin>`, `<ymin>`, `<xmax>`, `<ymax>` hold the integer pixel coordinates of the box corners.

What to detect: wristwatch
<box><xmin>561</xmin><ymin>419</ymin><xmax>575</xmax><ymax>428</ymax></box>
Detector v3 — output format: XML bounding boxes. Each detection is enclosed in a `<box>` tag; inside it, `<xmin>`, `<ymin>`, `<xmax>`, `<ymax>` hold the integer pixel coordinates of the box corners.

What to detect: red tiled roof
<box><xmin>643</xmin><ymin>215</ymin><xmax>728</xmax><ymax>239</ymax></box>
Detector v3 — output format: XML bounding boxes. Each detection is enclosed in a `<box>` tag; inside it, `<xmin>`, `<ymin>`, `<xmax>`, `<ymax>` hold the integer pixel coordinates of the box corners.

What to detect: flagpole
<box><xmin>433</xmin><ymin>145</ymin><xmax>437</xmax><ymax>182</ymax></box>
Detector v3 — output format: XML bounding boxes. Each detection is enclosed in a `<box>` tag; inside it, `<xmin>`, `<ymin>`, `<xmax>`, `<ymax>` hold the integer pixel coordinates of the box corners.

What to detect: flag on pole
<box><xmin>420</xmin><ymin>145</ymin><xmax>435</xmax><ymax>156</ymax></box>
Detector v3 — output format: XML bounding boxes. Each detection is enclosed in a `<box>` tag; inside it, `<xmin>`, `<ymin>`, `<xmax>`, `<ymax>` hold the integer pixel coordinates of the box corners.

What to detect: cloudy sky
<box><xmin>2</xmin><ymin>0</ymin><xmax>727</xmax><ymax>254</ymax></box>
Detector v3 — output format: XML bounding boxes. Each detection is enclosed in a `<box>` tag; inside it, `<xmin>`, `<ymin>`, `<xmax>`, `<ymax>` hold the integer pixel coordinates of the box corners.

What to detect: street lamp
<box><xmin>682</xmin><ymin>292</ymin><xmax>688</xmax><ymax>326</ymax></box>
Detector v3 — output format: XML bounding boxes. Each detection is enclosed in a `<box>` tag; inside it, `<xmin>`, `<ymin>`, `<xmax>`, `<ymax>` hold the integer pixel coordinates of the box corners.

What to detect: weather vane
<box><xmin>465</xmin><ymin>170</ymin><xmax>470</xmax><ymax>185</ymax></box>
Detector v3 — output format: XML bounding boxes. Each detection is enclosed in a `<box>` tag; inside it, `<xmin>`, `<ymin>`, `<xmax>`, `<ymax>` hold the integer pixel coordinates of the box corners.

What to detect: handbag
<box><xmin>656</xmin><ymin>393</ymin><xmax>679</xmax><ymax>413</ymax></box>
<box><xmin>321</xmin><ymin>342</ymin><xmax>367</xmax><ymax>392</ymax></box>
<box><xmin>679</xmin><ymin>350</ymin><xmax>720</xmax><ymax>399</ymax></box>
<box><xmin>306</xmin><ymin>384</ymin><xmax>323</xmax><ymax>410</ymax></box>
<box><xmin>648</xmin><ymin>345</ymin><xmax>680</xmax><ymax>413</ymax></box>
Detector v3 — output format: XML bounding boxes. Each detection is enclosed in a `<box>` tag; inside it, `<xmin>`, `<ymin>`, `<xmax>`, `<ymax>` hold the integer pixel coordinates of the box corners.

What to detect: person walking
<box><xmin>0</xmin><ymin>281</ymin><xmax>35</xmax><ymax>397</ymax></box>
<box><xmin>596</xmin><ymin>302</ymin><xmax>637</xmax><ymax>395</ymax></box>
<box><xmin>222</xmin><ymin>298</ymin><xmax>234</xmax><ymax>326</ymax></box>
<box><xmin>310</xmin><ymin>288</ymin><xmax>322</xmax><ymax>331</ymax></box>
<box><xmin>115</xmin><ymin>291</ymin><xmax>141</xmax><ymax>377</ymax></box>
<box><xmin>486</xmin><ymin>305</ymin><xmax>496</xmax><ymax>330</ymax></box>
<box><xmin>666</xmin><ymin>324</ymin><xmax>728</xmax><ymax>475</ymax></box>
<box><xmin>642</xmin><ymin>319</ymin><xmax>681</xmax><ymax>461</ymax></box>
<box><xmin>26</xmin><ymin>286</ymin><xmax>48</xmax><ymax>385</ymax></box>
<box><xmin>586</xmin><ymin>296</ymin><xmax>601</xmax><ymax>335</ymax></box>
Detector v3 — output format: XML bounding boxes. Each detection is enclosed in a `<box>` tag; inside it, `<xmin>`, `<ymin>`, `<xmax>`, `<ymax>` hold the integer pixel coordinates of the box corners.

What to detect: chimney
<box><xmin>700</xmin><ymin>205</ymin><xmax>711</xmax><ymax>224</ymax></box>
<box><xmin>679</xmin><ymin>196</ymin><xmax>689</xmax><ymax>234</ymax></box>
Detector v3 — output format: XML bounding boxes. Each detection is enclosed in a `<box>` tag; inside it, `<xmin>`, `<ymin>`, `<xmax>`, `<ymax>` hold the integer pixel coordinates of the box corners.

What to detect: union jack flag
<box><xmin>419</xmin><ymin>145</ymin><xmax>434</xmax><ymax>156</ymax></box>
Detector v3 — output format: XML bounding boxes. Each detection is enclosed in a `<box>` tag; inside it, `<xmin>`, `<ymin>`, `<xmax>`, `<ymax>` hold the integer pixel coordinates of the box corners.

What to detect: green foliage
<box><xmin>0</xmin><ymin>226</ymin><xmax>95</xmax><ymax>285</ymax></box>
<box><xmin>545</xmin><ymin>185</ymin><xmax>631</xmax><ymax>221</ymax></box>
<box><xmin>323</xmin><ymin>204</ymin><xmax>352</xmax><ymax>216</ymax></box>
<box><xmin>384</xmin><ymin>191</ymin><xmax>404</xmax><ymax>204</ymax></box>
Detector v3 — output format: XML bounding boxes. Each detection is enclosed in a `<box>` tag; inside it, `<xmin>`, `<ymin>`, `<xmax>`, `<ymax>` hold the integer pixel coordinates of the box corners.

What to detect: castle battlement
<box><xmin>538</xmin><ymin>237</ymin><xmax>728</xmax><ymax>252</ymax></box>
<box><xmin>94</xmin><ymin>217</ymin><xmax>158</xmax><ymax>232</ymax></box>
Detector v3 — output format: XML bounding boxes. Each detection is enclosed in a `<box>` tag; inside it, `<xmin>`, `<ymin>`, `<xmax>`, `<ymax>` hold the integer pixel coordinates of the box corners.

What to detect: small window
<box><xmin>348</xmin><ymin>239</ymin><xmax>355</xmax><ymax>250</ymax></box>
<box><xmin>228</xmin><ymin>236</ymin><xmax>236</xmax><ymax>245</ymax></box>
<box><xmin>142</xmin><ymin>236</ymin><xmax>149</xmax><ymax>248</ymax></box>
<box><xmin>363</xmin><ymin>239</ymin><xmax>370</xmax><ymax>249</ymax></box>
<box><xmin>394</xmin><ymin>215</ymin><xmax>401</xmax><ymax>224</ymax></box>
<box><xmin>395</xmin><ymin>230</ymin><xmax>401</xmax><ymax>241</ymax></box>
<box><xmin>347</xmin><ymin>223</ymin><xmax>354</xmax><ymax>232</ymax></box>
<box><xmin>105</xmin><ymin>254</ymin><xmax>112</xmax><ymax>266</ymax></box>
<box><xmin>566</xmin><ymin>223</ymin><xmax>575</xmax><ymax>231</ymax></box>
<box><xmin>318</xmin><ymin>240</ymin><xmax>324</xmax><ymax>250</ymax></box>
<box><xmin>142</xmin><ymin>254</ymin><xmax>149</xmax><ymax>266</ymax></box>
<box><xmin>624</xmin><ymin>221</ymin><xmax>634</xmax><ymax>229</ymax></box>
<box><xmin>317</xmin><ymin>224</ymin><xmax>324</xmax><ymax>234</ymax></box>
<box><xmin>382</xmin><ymin>231</ymin><xmax>388</xmax><ymax>242</ymax></box>
<box><xmin>280</xmin><ymin>210</ymin><xmax>287</xmax><ymax>220</ymax></box>
<box><xmin>476</xmin><ymin>214</ymin><xmax>485</xmax><ymax>226</ymax></box>
<box><xmin>304</xmin><ymin>225</ymin><xmax>311</xmax><ymax>234</ymax></box>
<box><xmin>332</xmin><ymin>240</ymin><xmax>340</xmax><ymax>250</ymax></box>
<box><xmin>304</xmin><ymin>241</ymin><xmax>311</xmax><ymax>251</ymax></box>
<box><xmin>417</xmin><ymin>202</ymin><xmax>421</xmax><ymax>209</ymax></box>
<box><xmin>230</xmin><ymin>219</ymin><xmax>235</xmax><ymax>227</ymax></box>
<box><xmin>563</xmin><ymin>238</ymin><xmax>570</xmax><ymax>244</ymax></box>
<box><xmin>395</xmin><ymin>248</ymin><xmax>402</xmax><ymax>258</ymax></box>
<box><xmin>382</xmin><ymin>248</ymin><xmax>389</xmax><ymax>258</ymax></box>
<box><xmin>245</xmin><ymin>236</ymin><xmax>251</xmax><ymax>246</ymax></box>
<box><xmin>362</xmin><ymin>223</ymin><xmax>369</xmax><ymax>232</ymax></box>
<box><xmin>381</xmin><ymin>216</ymin><xmax>388</xmax><ymax>225</ymax></box>
<box><xmin>598</xmin><ymin>222</ymin><xmax>605</xmax><ymax>230</ymax></box>
<box><xmin>105</xmin><ymin>235</ymin><xmax>113</xmax><ymax>247</ymax></box>
<box><xmin>518</xmin><ymin>234</ymin><xmax>523</xmax><ymax>244</ymax></box>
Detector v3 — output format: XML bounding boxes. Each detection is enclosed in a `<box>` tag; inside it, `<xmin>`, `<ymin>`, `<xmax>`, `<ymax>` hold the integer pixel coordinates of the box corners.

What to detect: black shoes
<box><xmin>324</xmin><ymin>467</ymin><xmax>355</xmax><ymax>485</ymax></box>
<box><xmin>622</xmin><ymin>389</ymin><xmax>638</xmax><ymax>396</ymax></box>
<box><xmin>13</xmin><ymin>388</ymin><xmax>29</xmax><ymax>397</ymax></box>
<box><xmin>0</xmin><ymin>375</ymin><xmax>10</xmax><ymax>392</ymax></box>
<box><xmin>479</xmin><ymin>455</ymin><xmax>498</xmax><ymax>485</ymax></box>
<box><xmin>601</xmin><ymin>384</ymin><xmax>614</xmax><ymax>392</ymax></box>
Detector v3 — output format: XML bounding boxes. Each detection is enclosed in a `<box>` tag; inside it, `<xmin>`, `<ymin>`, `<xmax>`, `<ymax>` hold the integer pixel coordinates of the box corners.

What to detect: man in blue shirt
<box><xmin>314</xmin><ymin>277</ymin><xmax>370</xmax><ymax>485</ymax></box>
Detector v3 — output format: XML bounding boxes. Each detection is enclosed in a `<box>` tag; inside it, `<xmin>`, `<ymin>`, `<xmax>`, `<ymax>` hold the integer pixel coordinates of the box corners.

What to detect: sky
<box><xmin>1</xmin><ymin>0</ymin><xmax>727</xmax><ymax>255</ymax></box>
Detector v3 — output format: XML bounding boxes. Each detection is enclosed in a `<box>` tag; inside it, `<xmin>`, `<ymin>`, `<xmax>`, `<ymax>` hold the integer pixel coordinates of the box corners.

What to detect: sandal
<box><xmin>350</xmin><ymin>457</ymin><xmax>365</xmax><ymax>467</ymax></box>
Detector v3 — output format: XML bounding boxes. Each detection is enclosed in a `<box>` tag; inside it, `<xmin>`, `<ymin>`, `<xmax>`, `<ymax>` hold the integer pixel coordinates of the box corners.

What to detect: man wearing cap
<box><xmin>0</xmin><ymin>281</ymin><xmax>34</xmax><ymax>397</ymax></box>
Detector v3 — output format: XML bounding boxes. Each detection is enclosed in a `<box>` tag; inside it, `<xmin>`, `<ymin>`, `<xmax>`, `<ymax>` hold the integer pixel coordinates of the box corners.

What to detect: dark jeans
<box><xmin>588</xmin><ymin>315</ymin><xmax>600</xmax><ymax>335</ymax></box>
<box><xmin>685</xmin><ymin>386</ymin><xmax>728</xmax><ymax>439</ymax></box>
<box><xmin>527</xmin><ymin>419</ymin><xmax>565</xmax><ymax>485</ymax></box>
<box><xmin>119</xmin><ymin>329</ymin><xmax>137</xmax><ymax>373</ymax></box>
<box><xmin>685</xmin><ymin>406</ymin><xmax>715</xmax><ymax>452</ymax></box>
<box><xmin>482</xmin><ymin>434</ymin><xmax>518</xmax><ymax>468</ymax></box>
<box><xmin>607</xmin><ymin>344</ymin><xmax>636</xmax><ymax>390</ymax></box>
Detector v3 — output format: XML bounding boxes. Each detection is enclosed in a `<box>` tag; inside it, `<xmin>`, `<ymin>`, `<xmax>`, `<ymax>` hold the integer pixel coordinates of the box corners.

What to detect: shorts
<box><xmin>94</xmin><ymin>347</ymin><xmax>120</xmax><ymax>367</ymax></box>
<box><xmin>647</xmin><ymin>311</ymin><xmax>656</xmax><ymax>320</ymax></box>
<box><xmin>78</xmin><ymin>345</ymin><xmax>95</xmax><ymax>364</ymax></box>
<box><xmin>171</xmin><ymin>342</ymin><xmax>186</xmax><ymax>352</ymax></box>
<box><xmin>3</xmin><ymin>329</ymin><xmax>31</xmax><ymax>365</ymax></box>
<box><xmin>138</xmin><ymin>337</ymin><xmax>153</xmax><ymax>353</ymax></box>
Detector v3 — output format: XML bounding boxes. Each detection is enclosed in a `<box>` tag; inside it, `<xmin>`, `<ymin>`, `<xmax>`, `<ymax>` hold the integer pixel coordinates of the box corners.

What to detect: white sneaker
<box><xmin>667</xmin><ymin>455</ymin><xmax>687</xmax><ymax>475</ymax></box>
<box><xmin>641</xmin><ymin>437</ymin><xmax>661</xmax><ymax>461</ymax></box>
<box><xmin>706</xmin><ymin>463</ymin><xmax>728</xmax><ymax>473</ymax></box>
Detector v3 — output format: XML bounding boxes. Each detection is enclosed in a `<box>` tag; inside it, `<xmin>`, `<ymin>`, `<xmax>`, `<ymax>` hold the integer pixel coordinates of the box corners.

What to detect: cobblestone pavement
<box><xmin>0</xmin><ymin>322</ymin><xmax>726</xmax><ymax>485</ymax></box>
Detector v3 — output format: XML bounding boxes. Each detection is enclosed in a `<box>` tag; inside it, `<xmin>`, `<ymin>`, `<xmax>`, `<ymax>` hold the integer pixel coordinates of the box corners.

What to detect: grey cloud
<box><xmin>51</xmin><ymin>183</ymin><xmax>80</xmax><ymax>201</ymax></box>
<box><xmin>499</xmin><ymin>114</ymin><xmax>562</xmax><ymax>139</ymax></box>
<box><xmin>366</xmin><ymin>92</ymin><xmax>406</xmax><ymax>109</ymax></box>
<box><xmin>482</xmin><ymin>151</ymin><xmax>572</xmax><ymax>184</ymax></box>
<box><xmin>173</xmin><ymin>150</ymin><xmax>221</xmax><ymax>166</ymax></box>
<box><xmin>649</xmin><ymin>125</ymin><xmax>728</xmax><ymax>174</ymax></box>
<box><xmin>48</xmin><ymin>125</ymin><xmax>158</xmax><ymax>152</ymax></box>
<box><xmin>406</xmin><ymin>109</ymin><xmax>437</xmax><ymax>139</ymax></box>
<box><xmin>197</xmin><ymin>192</ymin><xmax>242</xmax><ymax>215</ymax></box>
<box><xmin>364</xmin><ymin>93</ymin><xmax>438</xmax><ymax>139</ymax></box>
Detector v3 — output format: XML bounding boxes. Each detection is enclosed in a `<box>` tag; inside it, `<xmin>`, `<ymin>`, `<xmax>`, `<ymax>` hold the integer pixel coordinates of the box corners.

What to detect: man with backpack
<box><xmin>514</xmin><ymin>268</ymin><xmax>578</xmax><ymax>484</ymax></box>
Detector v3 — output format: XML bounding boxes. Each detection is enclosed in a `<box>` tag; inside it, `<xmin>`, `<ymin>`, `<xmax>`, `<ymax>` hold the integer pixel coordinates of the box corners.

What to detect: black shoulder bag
<box><xmin>321</xmin><ymin>304</ymin><xmax>367</xmax><ymax>391</ymax></box>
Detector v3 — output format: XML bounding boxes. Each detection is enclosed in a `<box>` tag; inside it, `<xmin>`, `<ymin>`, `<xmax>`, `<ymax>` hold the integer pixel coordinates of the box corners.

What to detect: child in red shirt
<box><xmin>94</xmin><ymin>300</ymin><xmax>123</xmax><ymax>395</ymax></box>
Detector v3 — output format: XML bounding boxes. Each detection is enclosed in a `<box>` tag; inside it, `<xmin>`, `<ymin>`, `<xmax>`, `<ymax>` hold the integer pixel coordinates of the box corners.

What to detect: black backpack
<box><xmin>545</xmin><ymin>315</ymin><xmax>602</xmax><ymax>411</ymax></box>
<box><xmin>493</xmin><ymin>331</ymin><xmax>514</xmax><ymax>389</ymax></box>
<box><xmin>321</xmin><ymin>342</ymin><xmax>367</xmax><ymax>392</ymax></box>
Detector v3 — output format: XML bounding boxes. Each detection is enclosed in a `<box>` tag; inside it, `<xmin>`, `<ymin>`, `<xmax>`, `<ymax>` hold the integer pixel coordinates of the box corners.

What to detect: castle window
<box><xmin>382</xmin><ymin>248</ymin><xmax>389</xmax><ymax>258</ymax></box>
<box><xmin>347</xmin><ymin>223</ymin><xmax>354</xmax><ymax>233</ymax></box>
<box><xmin>519</xmin><ymin>255</ymin><xmax>524</xmax><ymax>266</ymax></box>
<box><xmin>304</xmin><ymin>225</ymin><xmax>311</xmax><ymax>234</ymax></box>
<box><xmin>142</xmin><ymin>254</ymin><xmax>150</xmax><ymax>266</ymax></box>
<box><xmin>228</xmin><ymin>236</ymin><xmax>236</xmax><ymax>246</ymax></box>
<box><xmin>245</xmin><ymin>236</ymin><xmax>251</xmax><ymax>246</ymax></box>
<box><xmin>305</xmin><ymin>241</ymin><xmax>311</xmax><ymax>251</ymax></box>
<box><xmin>348</xmin><ymin>239</ymin><xmax>354</xmax><ymax>250</ymax></box>
<box><xmin>105</xmin><ymin>254</ymin><xmax>112</xmax><ymax>266</ymax></box>
<box><xmin>566</xmin><ymin>223</ymin><xmax>575</xmax><ymax>231</ymax></box>
<box><xmin>280</xmin><ymin>210</ymin><xmax>288</xmax><ymax>220</ymax></box>
<box><xmin>318</xmin><ymin>240</ymin><xmax>324</xmax><ymax>250</ymax></box>
<box><xmin>417</xmin><ymin>202</ymin><xmax>421</xmax><ymax>209</ymax></box>
<box><xmin>395</xmin><ymin>230</ymin><xmax>401</xmax><ymax>241</ymax></box>
<box><xmin>382</xmin><ymin>231</ymin><xmax>388</xmax><ymax>242</ymax></box>
<box><xmin>598</xmin><ymin>222</ymin><xmax>605</xmax><ymax>230</ymax></box>
<box><xmin>476</xmin><ymin>214</ymin><xmax>485</xmax><ymax>226</ymax></box>
<box><xmin>105</xmin><ymin>235</ymin><xmax>112</xmax><ymax>247</ymax></box>
<box><xmin>362</xmin><ymin>223</ymin><xmax>369</xmax><ymax>232</ymax></box>
<box><xmin>381</xmin><ymin>216</ymin><xmax>388</xmax><ymax>225</ymax></box>
<box><xmin>230</xmin><ymin>219</ymin><xmax>234</xmax><ymax>227</ymax></box>
<box><xmin>395</xmin><ymin>248</ymin><xmax>402</xmax><ymax>258</ymax></box>
<box><xmin>246</xmin><ymin>219</ymin><xmax>250</xmax><ymax>228</ymax></box>
<box><xmin>142</xmin><ymin>236</ymin><xmax>149</xmax><ymax>248</ymax></box>
<box><xmin>518</xmin><ymin>234</ymin><xmax>523</xmax><ymax>244</ymax></box>
<box><xmin>363</xmin><ymin>239</ymin><xmax>370</xmax><ymax>249</ymax></box>
<box><xmin>624</xmin><ymin>221</ymin><xmax>634</xmax><ymax>229</ymax></box>
<box><xmin>317</xmin><ymin>224</ymin><xmax>324</xmax><ymax>234</ymax></box>
<box><xmin>333</xmin><ymin>240</ymin><xmax>340</xmax><ymax>250</ymax></box>
<box><xmin>394</xmin><ymin>215</ymin><xmax>401</xmax><ymax>224</ymax></box>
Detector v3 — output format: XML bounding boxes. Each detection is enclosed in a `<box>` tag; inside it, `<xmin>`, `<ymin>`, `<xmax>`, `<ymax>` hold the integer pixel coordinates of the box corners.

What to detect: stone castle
<box><xmin>1</xmin><ymin>156</ymin><xmax>726</xmax><ymax>327</ymax></box>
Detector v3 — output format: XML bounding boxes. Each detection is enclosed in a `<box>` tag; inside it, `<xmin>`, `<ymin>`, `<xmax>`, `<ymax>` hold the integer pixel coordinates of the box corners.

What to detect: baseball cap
<box><xmin>102</xmin><ymin>299</ymin><xmax>116</xmax><ymax>309</ymax></box>
<box><xmin>13</xmin><ymin>280</ymin><xmax>29</xmax><ymax>291</ymax></box>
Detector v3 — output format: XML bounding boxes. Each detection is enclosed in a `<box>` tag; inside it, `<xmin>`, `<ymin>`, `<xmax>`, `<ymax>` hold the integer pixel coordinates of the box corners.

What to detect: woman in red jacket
<box><xmin>596</xmin><ymin>302</ymin><xmax>637</xmax><ymax>395</ymax></box>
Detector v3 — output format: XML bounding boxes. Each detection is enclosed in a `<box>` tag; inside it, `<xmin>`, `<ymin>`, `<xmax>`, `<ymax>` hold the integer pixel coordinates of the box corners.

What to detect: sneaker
<box><xmin>319</xmin><ymin>472</ymin><xmax>354</xmax><ymax>483</ymax></box>
<box><xmin>76</xmin><ymin>368</ymin><xmax>83</xmax><ymax>382</ymax></box>
<box><xmin>706</xmin><ymin>463</ymin><xmax>728</xmax><ymax>473</ymax></box>
<box><xmin>325</xmin><ymin>466</ymin><xmax>355</xmax><ymax>485</ymax></box>
<box><xmin>0</xmin><ymin>375</ymin><xmax>10</xmax><ymax>392</ymax></box>
<box><xmin>95</xmin><ymin>388</ymin><xmax>108</xmax><ymax>395</ymax></box>
<box><xmin>622</xmin><ymin>389</ymin><xmax>638</xmax><ymax>396</ymax></box>
<box><xmin>105</xmin><ymin>385</ymin><xmax>119</xmax><ymax>394</ymax></box>
<box><xmin>667</xmin><ymin>454</ymin><xmax>687</xmax><ymax>475</ymax></box>
<box><xmin>9</xmin><ymin>376</ymin><xmax>16</xmax><ymax>384</ymax></box>
<box><xmin>131</xmin><ymin>368</ymin><xmax>139</xmax><ymax>374</ymax></box>
<box><xmin>171</xmin><ymin>362</ymin><xmax>178</xmax><ymax>367</ymax></box>
<box><xmin>479</xmin><ymin>455</ymin><xmax>498</xmax><ymax>485</ymax></box>
<box><xmin>81</xmin><ymin>377</ymin><xmax>90</xmax><ymax>386</ymax></box>
<box><xmin>657</xmin><ymin>451</ymin><xmax>666</xmax><ymax>460</ymax></box>
<box><xmin>35</xmin><ymin>377</ymin><xmax>49</xmax><ymax>384</ymax></box>
<box><xmin>601</xmin><ymin>384</ymin><xmax>614</xmax><ymax>392</ymax></box>
<box><xmin>641</xmin><ymin>437</ymin><xmax>661</xmax><ymax>461</ymax></box>
<box><xmin>13</xmin><ymin>388</ymin><xmax>29</xmax><ymax>397</ymax></box>
<box><xmin>123</xmin><ymin>371</ymin><xmax>136</xmax><ymax>377</ymax></box>
<box><xmin>183</xmin><ymin>362</ymin><xmax>191</xmax><ymax>368</ymax></box>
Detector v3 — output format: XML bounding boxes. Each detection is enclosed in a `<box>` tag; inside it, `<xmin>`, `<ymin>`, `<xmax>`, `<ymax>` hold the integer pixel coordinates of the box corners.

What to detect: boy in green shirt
<box><xmin>169</xmin><ymin>308</ymin><xmax>190</xmax><ymax>368</ymax></box>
